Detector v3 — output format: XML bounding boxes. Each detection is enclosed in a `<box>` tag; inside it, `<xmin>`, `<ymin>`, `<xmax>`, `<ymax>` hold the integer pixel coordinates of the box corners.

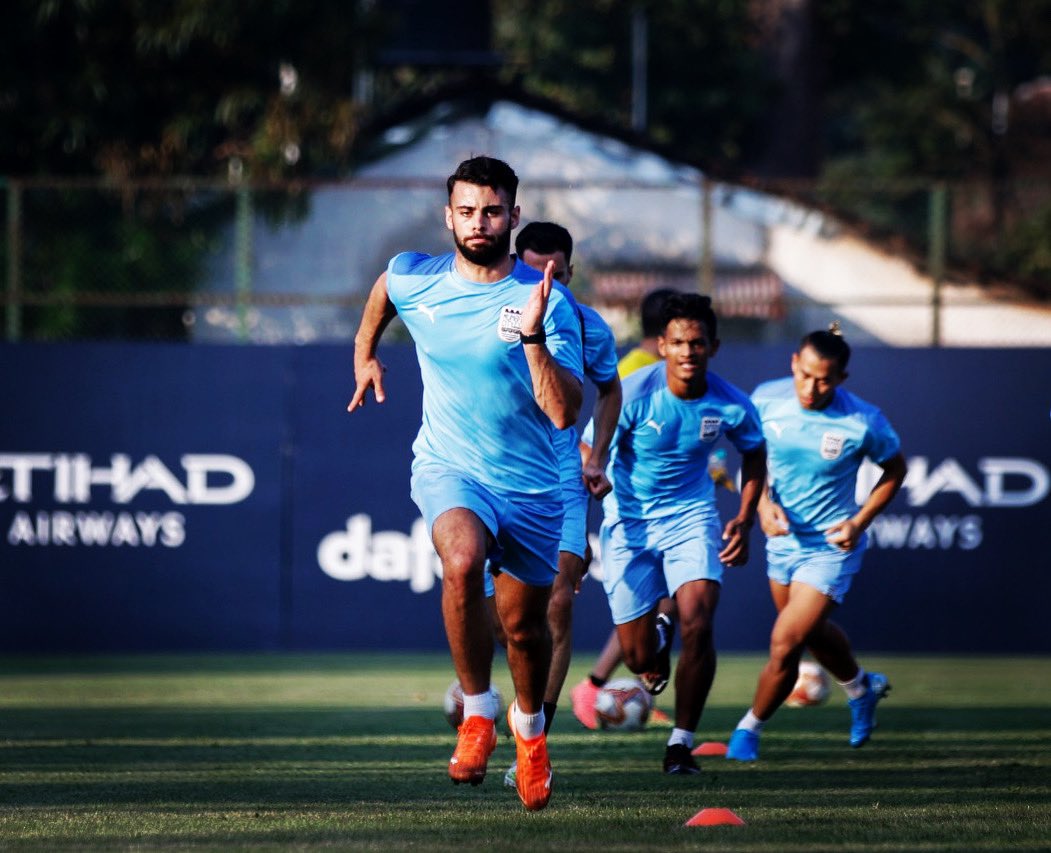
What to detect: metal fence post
<box><xmin>699</xmin><ymin>176</ymin><xmax>714</xmax><ymax>297</ymax></box>
<box><xmin>5</xmin><ymin>179</ymin><xmax>22</xmax><ymax>342</ymax></box>
<box><xmin>928</xmin><ymin>182</ymin><xmax>947</xmax><ymax>347</ymax></box>
<box><xmin>235</xmin><ymin>186</ymin><xmax>253</xmax><ymax>342</ymax></box>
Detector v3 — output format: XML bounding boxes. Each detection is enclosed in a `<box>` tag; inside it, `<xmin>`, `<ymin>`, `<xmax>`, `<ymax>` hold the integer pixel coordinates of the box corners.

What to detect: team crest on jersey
<box><xmin>497</xmin><ymin>305</ymin><xmax>524</xmax><ymax>342</ymax></box>
<box><xmin>820</xmin><ymin>431</ymin><xmax>846</xmax><ymax>460</ymax></box>
<box><xmin>699</xmin><ymin>416</ymin><xmax>722</xmax><ymax>442</ymax></box>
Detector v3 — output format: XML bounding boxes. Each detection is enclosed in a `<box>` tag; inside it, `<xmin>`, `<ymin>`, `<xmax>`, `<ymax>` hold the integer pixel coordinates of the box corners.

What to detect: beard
<box><xmin>454</xmin><ymin>225</ymin><xmax>512</xmax><ymax>267</ymax></box>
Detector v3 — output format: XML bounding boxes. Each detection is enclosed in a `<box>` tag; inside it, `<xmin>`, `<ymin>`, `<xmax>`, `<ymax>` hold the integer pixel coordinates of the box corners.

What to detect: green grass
<box><xmin>1</xmin><ymin>653</ymin><xmax>1049</xmax><ymax>850</ymax></box>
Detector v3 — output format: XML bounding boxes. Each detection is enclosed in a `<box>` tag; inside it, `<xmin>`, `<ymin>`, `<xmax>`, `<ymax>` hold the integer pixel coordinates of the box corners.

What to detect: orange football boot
<box><xmin>507</xmin><ymin>703</ymin><xmax>552</xmax><ymax>811</ymax></box>
<box><xmin>448</xmin><ymin>715</ymin><xmax>497</xmax><ymax>785</ymax></box>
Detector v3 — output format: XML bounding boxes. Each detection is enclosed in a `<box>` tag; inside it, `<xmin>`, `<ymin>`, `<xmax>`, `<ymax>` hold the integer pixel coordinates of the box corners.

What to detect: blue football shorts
<box><xmin>765</xmin><ymin>536</ymin><xmax>867</xmax><ymax>604</ymax></box>
<box><xmin>481</xmin><ymin>476</ymin><xmax>589</xmax><ymax>597</ymax></box>
<box><xmin>411</xmin><ymin>463</ymin><xmax>561</xmax><ymax>589</ymax></box>
<box><xmin>598</xmin><ymin>511</ymin><xmax>723</xmax><ymax>625</ymax></box>
<box><xmin>558</xmin><ymin>481</ymin><xmax>589</xmax><ymax>559</ymax></box>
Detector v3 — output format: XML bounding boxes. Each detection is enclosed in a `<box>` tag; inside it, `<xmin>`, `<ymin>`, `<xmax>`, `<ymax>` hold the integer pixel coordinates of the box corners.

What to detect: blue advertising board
<box><xmin>0</xmin><ymin>343</ymin><xmax>287</xmax><ymax>650</ymax></box>
<box><xmin>1</xmin><ymin>342</ymin><xmax>1049</xmax><ymax>653</ymax></box>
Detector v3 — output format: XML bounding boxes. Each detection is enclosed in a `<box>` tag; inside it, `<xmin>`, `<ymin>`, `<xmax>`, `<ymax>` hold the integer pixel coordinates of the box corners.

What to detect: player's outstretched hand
<box><xmin>825</xmin><ymin>518</ymin><xmax>861</xmax><ymax>551</ymax></box>
<box><xmin>582</xmin><ymin>461</ymin><xmax>613</xmax><ymax>498</ymax></box>
<box><xmin>520</xmin><ymin>259</ymin><xmax>554</xmax><ymax>338</ymax></box>
<box><xmin>758</xmin><ymin>498</ymin><xmax>790</xmax><ymax>537</ymax></box>
<box><xmin>719</xmin><ymin>517</ymin><xmax>752</xmax><ymax>566</ymax></box>
<box><xmin>347</xmin><ymin>356</ymin><xmax>387</xmax><ymax>412</ymax></box>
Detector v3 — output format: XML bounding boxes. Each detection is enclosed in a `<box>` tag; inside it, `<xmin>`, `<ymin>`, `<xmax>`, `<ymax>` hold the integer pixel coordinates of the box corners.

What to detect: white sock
<box><xmin>513</xmin><ymin>702</ymin><xmax>545</xmax><ymax>740</ymax></box>
<box><xmin>667</xmin><ymin>727</ymin><xmax>694</xmax><ymax>749</ymax></box>
<box><xmin>463</xmin><ymin>688</ymin><xmax>498</xmax><ymax>720</ymax></box>
<box><xmin>838</xmin><ymin>668</ymin><xmax>867</xmax><ymax>701</ymax></box>
<box><xmin>736</xmin><ymin>709</ymin><xmax>766</xmax><ymax>733</ymax></box>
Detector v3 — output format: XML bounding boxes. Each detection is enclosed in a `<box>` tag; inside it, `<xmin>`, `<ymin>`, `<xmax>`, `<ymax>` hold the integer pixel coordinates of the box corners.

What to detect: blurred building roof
<box><xmin>195</xmin><ymin>83</ymin><xmax>1051</xmax><ymax>346</ymax></box>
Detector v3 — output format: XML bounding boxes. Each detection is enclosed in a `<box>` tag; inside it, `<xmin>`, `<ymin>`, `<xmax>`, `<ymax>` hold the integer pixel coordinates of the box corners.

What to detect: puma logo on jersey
<box><xmin>644</xmin><ymin>419</ymin><xmax>665</xmax><ymax>435</ymax></box>
<box><xmin>417</xmin><ymin>304</ymin><xmax>439</xmax><ymax>323</ymax></box>
<box><xmin>768</xmin><ymin>420</ymin><xmax>785</xmax><ymax>438</ymax></box>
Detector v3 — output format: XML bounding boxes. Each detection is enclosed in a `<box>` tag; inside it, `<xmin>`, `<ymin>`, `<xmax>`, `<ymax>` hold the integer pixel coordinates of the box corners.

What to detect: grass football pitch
<box><xmin>0</xmin><ymin>653</ymin><xmax>1048</xmax><ymax>850</ymax></box>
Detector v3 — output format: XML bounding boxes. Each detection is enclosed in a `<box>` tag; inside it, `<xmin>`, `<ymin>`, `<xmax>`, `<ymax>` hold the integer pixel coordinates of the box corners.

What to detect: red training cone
<box><xmin>685</xmin><ymin>808</ymin><xmax>746</xmax><ymax>827</ymax></box>
<box><xmin>692</xmin><ymin>741</ymin><xmax>728</xmax><ymax>757</ymax></box>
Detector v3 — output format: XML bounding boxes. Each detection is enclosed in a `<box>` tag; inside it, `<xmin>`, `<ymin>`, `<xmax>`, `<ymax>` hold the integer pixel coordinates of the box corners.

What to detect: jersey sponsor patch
<box><xmin>498</xmin><ymin>305</ymin><xmax>524</xmax><ymax>342</ymax></box>
<box><xmin>700</xmin><ymin>416</ymin><xmax>722</xmax><ymax>442</ymax></box>
<box><xmin>820</xmin><ymin>431</ymin><xmax>846</xmax><ymax>460</ymax></box>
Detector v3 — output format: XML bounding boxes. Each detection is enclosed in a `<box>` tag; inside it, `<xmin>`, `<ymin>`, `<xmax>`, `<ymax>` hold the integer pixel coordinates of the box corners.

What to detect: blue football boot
<box><xmin>726</xmin><ymin>728</ymin><xmax>760</xmax><ymax>761</ymax></box>
<box><xmin>848</xmin><ymin>672</ymin><xmax>891</xmax><ymax>748</ymax></box>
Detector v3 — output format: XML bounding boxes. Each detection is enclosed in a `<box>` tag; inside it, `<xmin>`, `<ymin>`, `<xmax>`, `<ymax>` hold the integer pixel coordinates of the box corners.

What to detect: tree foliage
<box><xmin>5</xmin><ymin>0</ymin><xmax>1051</xmax><ymax>184</ymax></box>
<box><xmin>3</xmin><ymin>0</ymin><xmax>1050</xmax><ymax>306</ymax></box>
<box><xmin>1</xmin><ymin>0</ymin><xmax>382</xmax><ymax>178</ymax></box>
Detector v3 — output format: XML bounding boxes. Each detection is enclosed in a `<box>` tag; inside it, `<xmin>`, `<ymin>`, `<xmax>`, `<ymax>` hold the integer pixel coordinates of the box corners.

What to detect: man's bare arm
<box><xmin>520</xmin><ymin>261</ymin><xmax>583</xmax><ymax>429</ymax></box>
<box><xmin>348</xmin><ymin>272</ymin><xmax>398</xmax><ymax>411</ymax></box>
<box><xmin>523</xmin><ymin>344</ymin><xmax>583</xmax><ymax>430</ymax></box>
<box><xmin>719</xmin><ymin>446</ymin><xmax>767</xmax><ymax>566</ymax></box>
<box><xmin>825</xmin><ymin>451</ymin><xmax>907</xmax><ymax>550</ymax></box>
<box><xmin>581</xmin><ymin>375</ymin><xmax>622</xmax><ymax>498</ymax></box>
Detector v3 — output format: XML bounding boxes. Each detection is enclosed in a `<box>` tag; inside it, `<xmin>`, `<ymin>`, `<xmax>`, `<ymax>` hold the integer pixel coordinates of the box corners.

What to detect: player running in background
<box><xmin>349</xmin><ymin>157</ymin><xmax>583</xmax><ymax>811</ymax></box>
<box><xmin>498</xmin><ymin>221</ymin><xmax>622</xmax><ymax>788</ymax></box>
<box><xmin>584</xmin><ymin>293</ymin><xmax>766</xmax><ymax>774</ymax></box>
<box><xmin>725</xmin><ymin>325</ymin><xmax>906</xmax><ymax>761</ymax></box>
<box><xmin>615</xmin><ymin>287</ymin><xmax>676</xmax><ymax>377</ymax></box>
<box><xmin>570</xmin><ymin>288</ymin><xmax>675</xmax><ymax>728</ymax></box>
<box><xmin>571</xmin><ymin>287</ymin><xmax>733</xmax><ymax>729</ymax></box>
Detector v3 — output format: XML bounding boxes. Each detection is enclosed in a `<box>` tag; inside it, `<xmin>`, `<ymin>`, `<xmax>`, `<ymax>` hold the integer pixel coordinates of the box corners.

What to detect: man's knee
<box><xmin>620</xmin><ymin>646</ymin><xmax>649</xmax><ymax>674</ymax></box>
<box><xmin>503</xmin><ymin>619</ymin><xmax>548</xmax><ymax>650</ymax></box>
<box><xmin>440</xmin><ymin>548</ymin><xmax>485</xmax><ymax>589</ymax></box>
<box><xmin>768</xmin><ymin>632</ymin><xmax>803</xmax><ymax>667</ymax></box>
<box><xmin>500</xmin><ymin>601</ymin><xmax>549</xmax><ymax>649</ymax></box>
<box><xmin>618</xmin><ymin>631</ymin><xmax>652</xmax><ymax>673</ymax></box>
<box><xmin>679</xmin><ymin>611</ymin><xmax>714</xmax><ymax>650</ymax></box>
<box><xmin>773</xmin><ymin>611</ymin><xmax>826</xmax><ymax>660</ymax></box>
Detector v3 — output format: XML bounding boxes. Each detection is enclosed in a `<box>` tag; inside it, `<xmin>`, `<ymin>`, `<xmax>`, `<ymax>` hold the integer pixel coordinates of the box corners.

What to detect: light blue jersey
<box><xmin>387</xmin><ymin>252</ymin><xmax>583</xmax><ymax>500</ymax></box>
<box><xmin>753</xmin><ymin>376</ymin><xmax>901</xmax><ymax>552</ymax></box>
<box><xmin>589</xmin><ymin>362</ymin><xmax>763</xmax><ymax>622</ymax></box>
<box><xmin>599</xmin><ymin>362</ymin><xmax>765</xmax><ymax>523</ymax></box>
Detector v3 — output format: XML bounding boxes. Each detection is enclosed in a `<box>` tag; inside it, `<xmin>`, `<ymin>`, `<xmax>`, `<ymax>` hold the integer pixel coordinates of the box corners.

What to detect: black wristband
<box><xmin>519</xmin><ymin>329</ymin><xmax>547</xmax><ymax>345</ymax></box>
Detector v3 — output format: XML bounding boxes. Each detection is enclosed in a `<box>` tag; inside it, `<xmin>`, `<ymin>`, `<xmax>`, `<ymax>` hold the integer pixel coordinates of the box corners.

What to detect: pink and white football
<box><xmin>442</xmin><ymin>679</ymin><xmax>503</xmax><ymax>729</ymax></box>
<box><xmin>786</xmin><ymin>661</ymin><xmax>830</xmax><ymax>707</ymax></box>
<box><xmin>594</xmin><ymin>677</ymin><xmax>653</xmax><ymax>732</ymax></box>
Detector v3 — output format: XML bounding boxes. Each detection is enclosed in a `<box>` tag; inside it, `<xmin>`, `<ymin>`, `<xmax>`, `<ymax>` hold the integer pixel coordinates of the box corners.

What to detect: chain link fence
<box><xmin>3</xmin><ymin>176</ymin><xmax>1049</xmax><ymax>346</ymax></box>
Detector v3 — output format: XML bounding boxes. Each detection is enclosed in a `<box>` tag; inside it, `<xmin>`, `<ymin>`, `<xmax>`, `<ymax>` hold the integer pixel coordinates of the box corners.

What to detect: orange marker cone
<box><xmin>685</xmin><ymin>808</ymin><xmax>746</xmax><ymax>827</ymax></box>
<box><xmin>692</xmin><ymin>741</ymin><xmax>728</xmax><ymax>757</ymax></box>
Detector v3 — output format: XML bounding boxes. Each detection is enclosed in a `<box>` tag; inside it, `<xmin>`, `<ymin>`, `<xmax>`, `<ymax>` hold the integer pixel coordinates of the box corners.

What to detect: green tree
<box><xmin>1</xmin><ymin>0</ymin><xmax>382</xmax><ymax>178</ymax></box>
<box><xmin>493</xmin><ymin>0</ymin><xmax>770</xmax><ymax>172</ymax></box>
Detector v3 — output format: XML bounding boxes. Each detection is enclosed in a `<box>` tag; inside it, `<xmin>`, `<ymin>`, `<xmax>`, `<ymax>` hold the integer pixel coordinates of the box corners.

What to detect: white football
<box><xmin>786</xmin><ymin>661</ymin><xmax>830</xmax><ymax>707</ymax></box>
<box><xmin>594</xmin><ymin>677</ymin><xmax>653</xmax><ymax>732</ymax></box>
<box><xmin>443</xmin><ymin>679</ymin><xmax>503</xmax><ymax>729</ymax></box>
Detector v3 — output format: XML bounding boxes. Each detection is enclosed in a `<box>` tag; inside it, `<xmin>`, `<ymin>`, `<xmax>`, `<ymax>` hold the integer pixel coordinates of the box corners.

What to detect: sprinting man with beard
<box><xmin>349</xmin><ymin>157</ymin><xmax>583</xmax><ymax>811</ymax></box>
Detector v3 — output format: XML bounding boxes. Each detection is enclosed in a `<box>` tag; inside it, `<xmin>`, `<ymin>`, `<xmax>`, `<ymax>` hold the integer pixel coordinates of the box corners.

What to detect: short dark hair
<box><xmin>799</xmin><ymin>326</ymin><xmax>851</xmax><ymax>369</ymax></box>
<box><xmin>660</xmin><ymin>292</ymin><xmax>718</xmax><ymax>342</ymax></box>
<box><xmin>640</xmin><ymin>288</ymin><xmax>677</xmax><ymax>338</ymax></box>
<box><xmin>447</xmin><ymin>156</ymin><xmax>519</xmax><ymax>206</ymax></box>
<box><xmin>515</xmin><ymin>221</ymin><xmax>573</xmax><ymax>262</ymax></box>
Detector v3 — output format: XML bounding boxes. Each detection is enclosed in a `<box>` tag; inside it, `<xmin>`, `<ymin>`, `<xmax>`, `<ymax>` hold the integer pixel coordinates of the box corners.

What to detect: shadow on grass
<box><xmin>0</xmin><ymin>705</ymin><xmax>1048</xmax><ymax>812</ymax></box>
